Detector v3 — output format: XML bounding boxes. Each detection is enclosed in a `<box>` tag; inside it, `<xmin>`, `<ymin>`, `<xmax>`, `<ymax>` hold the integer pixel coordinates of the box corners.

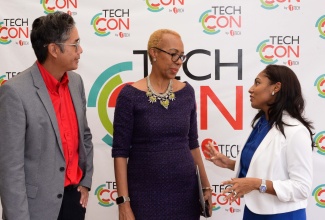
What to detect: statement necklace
<box><xmin>146</xmin><ymin>76</ymin><xmax>176</xmax><ymax>109</ymax></box>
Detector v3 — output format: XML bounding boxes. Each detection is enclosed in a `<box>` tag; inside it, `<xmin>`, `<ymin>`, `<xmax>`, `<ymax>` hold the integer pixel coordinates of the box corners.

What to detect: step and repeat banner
<box><xmin>1</xmin><ymin>0</ymin><xmax>325</xmax><ymax>219</ymax></box>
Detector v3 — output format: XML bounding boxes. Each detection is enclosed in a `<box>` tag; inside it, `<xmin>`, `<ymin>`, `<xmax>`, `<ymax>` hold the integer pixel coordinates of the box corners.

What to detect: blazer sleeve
<box><xmin>78</xmin><ymin>76</ymin><xmax>94</xmax><ymax>190</ymax></box>
<box><xmin>0</xmin><ymin>83</ymin><xmax>31</xmax><ymax>220</ymax></box>
<box><xmin>273</xmin><ymin>126</ymin><xmax>313</xmax><ymax>202</ymax></box>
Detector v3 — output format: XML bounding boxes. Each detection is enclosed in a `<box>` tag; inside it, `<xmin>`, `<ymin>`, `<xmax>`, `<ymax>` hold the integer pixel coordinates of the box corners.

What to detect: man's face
<box><xmin>56</xmin><ymin>26</ymin><xmax>83</xmax><ymax>72</ymax></box>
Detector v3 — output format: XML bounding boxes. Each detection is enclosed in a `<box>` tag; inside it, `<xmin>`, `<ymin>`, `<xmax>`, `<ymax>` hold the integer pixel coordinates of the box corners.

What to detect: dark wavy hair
<box><xmin>251</xmin><ymin>64</ymin><xmax>314</xmax><ymax>149</ymax></box>
<box><xmin>30</xmin><ymin>11</ymin><xmax>75</xmax><ymax>64</ymax></box>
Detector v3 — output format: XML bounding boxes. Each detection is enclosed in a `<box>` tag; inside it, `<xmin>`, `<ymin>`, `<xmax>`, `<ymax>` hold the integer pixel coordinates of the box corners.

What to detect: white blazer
<box><xmin>234</xmin><ymin>113</ymin><xmax>313</xmax><ymax>214</ymax></box>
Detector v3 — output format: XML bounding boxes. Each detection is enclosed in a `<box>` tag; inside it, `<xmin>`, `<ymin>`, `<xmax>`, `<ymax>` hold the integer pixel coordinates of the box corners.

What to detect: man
<box><xmin>0</xmin><ymin>12</ymin><xmax>93</xmax><ymax>220</ymax></box>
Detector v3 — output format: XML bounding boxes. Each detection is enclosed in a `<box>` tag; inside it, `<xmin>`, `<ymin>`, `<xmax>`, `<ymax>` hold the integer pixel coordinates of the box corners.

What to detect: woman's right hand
<box><xmin>118</xmin><ymin>203</ymin><xmax>135</xmax><ymax>220</ymax></box>
<box><xmin>205</xmin><ymin>141</ymin><xmax>235</xmax><ymax>170</ymax></box>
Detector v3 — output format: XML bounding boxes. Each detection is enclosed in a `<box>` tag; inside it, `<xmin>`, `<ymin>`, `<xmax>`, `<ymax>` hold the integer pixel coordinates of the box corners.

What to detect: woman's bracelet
<box><xmin>202</xmin><ymin>186</ymin><xmax>213</xmax><ymax>191</ymax></box>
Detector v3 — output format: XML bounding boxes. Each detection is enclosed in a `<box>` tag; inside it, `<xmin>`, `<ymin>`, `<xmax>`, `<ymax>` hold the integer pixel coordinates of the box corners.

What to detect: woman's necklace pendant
<box><xmin>146</xmin><ymin>76</ymin><xmax>175</xmax><ymax>109</ymax></box>
<box><xmin>160</xmin><ymin>99</ymin><xmax>170</xmax><ymax>109</ymax></box>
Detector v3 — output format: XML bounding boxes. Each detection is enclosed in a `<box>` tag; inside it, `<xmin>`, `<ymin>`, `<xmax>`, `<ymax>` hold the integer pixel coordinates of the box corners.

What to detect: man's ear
<box><xmin>47</xmin><ymin>43</ymin><xmax>59</xmax><ymax>58</ymax></box>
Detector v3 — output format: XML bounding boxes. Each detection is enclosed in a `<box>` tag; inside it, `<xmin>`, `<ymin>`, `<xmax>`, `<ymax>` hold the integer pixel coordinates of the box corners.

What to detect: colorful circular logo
<box><xmin>314</xmin><ymin>74</ymin><xmax>325</xmax><ymax>98</ymax></box>
<box><xmin>199</xmin><ymin>10</ymin><xmax>220</xmax><ymax>35</ymax></box>
<box><xmin>0</xmin><ymin>75</ymin><xmax>7</xmax><ymax>85</ymax></box>
<box><xmin>315</xmin><ymin>15</ymin><xmax>325</xmax><ymax>39</ymax></box>
<box><xmin>260</xmin><ymin>0</ymin><xmax>279</xmax><ymax>10</ymax></box>
<box><xmin>146</xmin><ymin>0</ymin><xmax>164</xmax><ymax>12</ymax></box>
<box><xmin>91</xmin><ymin>13</ymin><xmax>110</xmax><ymax>37</ymax></box>
<box><xmin>40</xmin><ymin>0</ymin><xmax>56</xmax><ymax>14</ymax></box>
<box><xmin>312</xmin><ymin>184</ymin><xmax>325</xmax><ymax>208</ymax></box>
<box><xmin>256</xmin><ymin>39</ymin><xmax>278</xmax><ymax>64</ymax></box>
<box><xmin>87</xmin><ymin>62</ymin><xmax>133</xmax><ymax>147</ymax></box>
<box><xmin>0</xmin><ymin>22</ymin><xmax>12</xmax><ymax>45</ymax></box>
<box><xmin>314</xmin><ymin>131</ymin><xmax>325</xmax><ymax>155</ymax></box>
<box><xmin>94</xmin><ymin>184</ymin><xmax>117</xmax><ymax>207</ymax></box>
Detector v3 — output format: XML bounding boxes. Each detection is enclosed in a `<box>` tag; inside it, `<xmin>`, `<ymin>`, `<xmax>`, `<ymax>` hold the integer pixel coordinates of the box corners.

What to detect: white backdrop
<box><xmin>1</xmin><ymin>0</ymin><xmax>325</xmax><ymax>219</ymax></box>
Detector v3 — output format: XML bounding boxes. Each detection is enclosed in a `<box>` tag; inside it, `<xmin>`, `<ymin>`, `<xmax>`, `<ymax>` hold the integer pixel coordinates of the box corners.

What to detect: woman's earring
<box><xmin>153</xmin><ymin>58</ymin><xmax>156</xmax><ymax>62</ymax></box>
<box><xmin>272</xmin><ymin>91</ymin><xmax>275</xmax><ymax>96</ymax></box>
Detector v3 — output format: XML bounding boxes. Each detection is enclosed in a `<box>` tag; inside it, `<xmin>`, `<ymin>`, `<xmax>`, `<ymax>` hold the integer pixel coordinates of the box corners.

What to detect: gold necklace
<box><xmin>146</xmin><ymin>76</ymin><xmax>175</xmax><ymax>109</ymax></box>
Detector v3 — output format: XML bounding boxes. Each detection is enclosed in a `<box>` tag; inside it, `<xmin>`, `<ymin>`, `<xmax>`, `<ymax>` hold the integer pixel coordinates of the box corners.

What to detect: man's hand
<box><xmin>77</xmin><ymin>185</ymin><xmax>89</xmax><ymax>208</ymax></box>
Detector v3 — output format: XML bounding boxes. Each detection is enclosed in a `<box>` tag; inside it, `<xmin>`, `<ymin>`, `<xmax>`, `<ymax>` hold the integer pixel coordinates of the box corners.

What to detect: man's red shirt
<box><xmin>37</xmin><ymin>62</ymin><xmax>82</xmax><ymax>187</ymax></box>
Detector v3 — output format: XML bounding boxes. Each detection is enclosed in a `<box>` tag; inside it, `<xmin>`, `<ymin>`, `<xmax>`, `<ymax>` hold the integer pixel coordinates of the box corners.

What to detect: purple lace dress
<box><xmin>112</xmin><ymin>82</ymin><xmax>201</xmax><ymax>220</ymax></box>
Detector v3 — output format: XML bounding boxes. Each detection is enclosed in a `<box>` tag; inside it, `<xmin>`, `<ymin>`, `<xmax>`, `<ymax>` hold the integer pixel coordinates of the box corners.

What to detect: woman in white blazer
<box><xmin>206</xmin><ymin>64</ymin><xmax>314</xmax><ymax>220</ymax></box>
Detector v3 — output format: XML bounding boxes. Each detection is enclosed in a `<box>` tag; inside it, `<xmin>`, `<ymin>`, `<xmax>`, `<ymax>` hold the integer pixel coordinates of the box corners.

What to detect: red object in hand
<box><xmin>201</xmin><ymin>138</ymin><xmax>219</xmax><ymax>158</ymax></box>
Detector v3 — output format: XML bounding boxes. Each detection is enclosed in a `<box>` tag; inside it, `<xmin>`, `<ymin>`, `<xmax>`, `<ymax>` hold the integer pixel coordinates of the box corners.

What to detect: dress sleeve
<box><xmin>112</xmin><ymin>86</ymin><xmax>134</xmax><ymax>158</ymax></box>
<box><xmin>187</xmin><ymin>84</ymin><xmax>199</xmax><ymax>150</ymax></box>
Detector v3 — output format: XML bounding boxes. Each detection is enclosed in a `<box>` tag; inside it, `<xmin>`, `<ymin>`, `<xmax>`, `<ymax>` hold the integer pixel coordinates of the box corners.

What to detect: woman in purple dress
<box><xmin>112</xmin><ymin>29</ymin><xmax>212</xmax><ymax>220</ymax></box>
<box><xmin>206</xmin><ymin>65</ymin><xmax>314</xmax><ymax>220</ymax></box>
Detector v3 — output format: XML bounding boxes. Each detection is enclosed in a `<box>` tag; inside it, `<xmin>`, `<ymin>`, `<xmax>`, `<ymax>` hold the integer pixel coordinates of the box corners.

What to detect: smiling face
<box><xmin>150</xmin><ymin>33</ymin><xmax>184</xmax><ymax>79</ymax></box>
<box><xmin>249</xmin><ymin>71</ymin><xmax>277</xmax><ymax>113</ymax></box>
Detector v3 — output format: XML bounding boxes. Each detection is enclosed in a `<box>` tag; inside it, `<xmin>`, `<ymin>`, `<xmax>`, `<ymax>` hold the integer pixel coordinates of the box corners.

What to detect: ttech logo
<box><xmin>314</xmin><ymin>74</ymin><xmax>325</xmax><ymax>98</ymax></box>
<box><xmin>315</xmin><ymin>15</ymin><xmax>325</xmax><ymax>40</ymax></box>
<box><xmin>256</xmin><ymin>36</ymin><xmax>300</xmax><ymax>65</ymax></box>
<box><xmin>87</xmin><ymin>62</ymin><xmax>133</xmax><ymax>147</ymax></box>
<box><xmin>0</xmin><ymin>18</ymin><xmax>29</xmax><ymax>46</ymax></box>
<box><xmin>314</xmin><ymin>131</ymin><xmax>325</xmax><ymax>155</ymax></box>
<box><xmin>201</xmin><ymin>138</ymin><xmax>239</xmax><ymax>159</ymax></box>
<box><xmin>260</xmin><ymin>0</ymin><xmax>301</xmax><ymax>11</ymax></box>
<box><xmin>94</xmin><ymin>182</ymin><xmax>118</xmax><ymax>207</ymax></box>
<box><xmin>0</xmin><ymin>75</ymin><xmax>7</xmax><ymax>85</ymax></box>
<box><xmin>146</xmin><ymin>0</ymin><xmax>185</xmax><ymax>14</ymax></box>
<box><xmin>91</xmin><ymin>9</ymin><xmax>130</xmax><ymax>38</ymax></box>
<box><xmin>312</xmin><ymin>184</ymin><xmax>325</xmax><ymax>208</ymax></box>
<box><xmin>40</xmin><ymin>0</ymin><xmax>78</xmax><ymax>15</ymax></box>
<box><xmin>225</xmin><ymin>206</ymin><xmax>241</xmax><ymax>213</ymax></box>
<box><xmin>199</xmin><ymin>6</ymin><xmax>241</xmax><ymax>36</ymax></box>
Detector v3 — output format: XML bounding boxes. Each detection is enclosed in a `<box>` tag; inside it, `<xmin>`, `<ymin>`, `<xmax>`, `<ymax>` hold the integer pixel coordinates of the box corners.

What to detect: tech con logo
<box><xmin>40</xmin><ymin>0</ymin><xmax>78</xmax><ymax>15</ymax></box>
<box><xmin>314</xmin><ymin>74</ymin><xmax>325</xmax><ymax>99</ymax></box>
<box><xmin>146</xmin><ymin>0</ymin><xmax>185</xmax><ymax>14</ymax></box>
<box><xmin>315</xmin><ymin>15</ymin><xmax>325</xmax><ymax>40</ymax></box>
<box><xmin>256</xmin><ymin>36</ymin><xmax>300</xmax><ymax>65</ymax></box>
<box><xmin>260</xmin><ymin>0</ymin><xmax>301</xmax><ymax>11</ymax></box>
<box><xmin>87</xmin><ymin>62</ymin><xmax>133</xmax><ymax>147</ymax></box>
<box><xmin>90</xmin><ymin>9</ymin><xmax>130</xmax><ymax>37</ymax></box>
<box><xmin>94</xmin><ymin>182</ymin><xmax>118</xmax><ymax>207</ymax></box>
<box><xmin>313</xmin><ymin>131</ymin><xmax>325</xmax><ymax>156</ymax></box>
<box><xmin>199</xmin><ymin>6</ymin><xmax>241</xmax><ymax>36</ymax></box>
<box><xmin>312</xmin><ymin>184</ymin><xmax>325</xmax><ymax>208</ymax></box>
<box><xmin>0</xmin><ymin>18</ymin><xmax>29</xmax><ymax>46</ymax></box>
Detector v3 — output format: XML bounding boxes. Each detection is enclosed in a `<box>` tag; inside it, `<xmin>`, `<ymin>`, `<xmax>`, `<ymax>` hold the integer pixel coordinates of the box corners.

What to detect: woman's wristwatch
<box><xmin>259</xmin><ymin>179</ymin><xmax>267</xmax><ymax>193</ymax></box>
<box><xmin>116</xmin><ymin>196</ymin><xmax>130</xmax><ymax>205</ymax></box>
